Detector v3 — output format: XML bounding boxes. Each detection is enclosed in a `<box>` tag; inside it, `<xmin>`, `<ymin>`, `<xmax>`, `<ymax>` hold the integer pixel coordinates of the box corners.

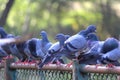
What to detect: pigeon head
<box><xmin>86</xmin><ymin>33</ymin><xmax>99</xmax><ymax>41</ymax></box>
<box><xmin>101</xmin><ymin>38</ymin><xmax>119</xmax><ymax>53</ymax></box>
<box><xmin>55</xmin><ymin>33</ymin><xmax>66</xmax><ymax>47</ymax></box>
<box><xmin>86</xmin><ymin>25</ymin><xmax>96</xmax><ymax>33</ymax></box>
<box><xmin>40</xmin><ymin>31</ymin><xmax>47</xmax><ymax>36</ymax></box>
<box><xmin>86</xmin><ymin>33</ymin><xmax>99</xmax><ymax>48</ymax></box>
<box><xmin>78</xmin><ymin>25</ymin><xmax>96</xmax><ymax>37</ymax></box>
<box><xmin>55</xmin><ymin>33</ymin><xmax>65</xmax><ymax>41</ymax></box>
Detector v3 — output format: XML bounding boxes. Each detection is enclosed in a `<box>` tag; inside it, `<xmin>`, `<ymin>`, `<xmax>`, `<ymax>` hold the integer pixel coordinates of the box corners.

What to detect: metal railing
<box><xmin>0</xmin><ymin>58</ymin><xmax>120</xmax><ymax>80</ymax></box>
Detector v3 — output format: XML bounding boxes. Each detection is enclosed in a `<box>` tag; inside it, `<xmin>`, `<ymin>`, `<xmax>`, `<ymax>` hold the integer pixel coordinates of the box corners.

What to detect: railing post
<box><xmin>4</xmin><ymin>58</ymin><xmax>16</xmax><ymax>80</ymax></box>
<box><xmin>72</xmin><ymin>60</ymin><xmax>88</xmax><ymax>80</ymax></box>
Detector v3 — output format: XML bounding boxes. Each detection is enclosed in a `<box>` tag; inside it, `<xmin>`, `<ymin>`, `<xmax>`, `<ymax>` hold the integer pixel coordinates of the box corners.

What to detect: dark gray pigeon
<box><xmin>24</xmin><ymin>38</ymin><xmax>40</xmax><ymax>62</ymax></box>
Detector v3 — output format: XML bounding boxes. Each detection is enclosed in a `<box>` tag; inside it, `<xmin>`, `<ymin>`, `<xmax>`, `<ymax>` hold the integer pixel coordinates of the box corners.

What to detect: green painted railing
<box><xmin>0</xmin><ymin>58</ymin><xmax>120</xmax><ymax>80</ymax></box>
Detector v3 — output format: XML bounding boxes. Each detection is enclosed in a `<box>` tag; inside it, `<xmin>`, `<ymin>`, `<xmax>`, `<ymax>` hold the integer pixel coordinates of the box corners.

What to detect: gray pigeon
<box><xmin>36</xmin><ymin>31</ymin><xmax>52</xmax><ymax>58</ymax></box>
<box><xmin>24</xmin><ymin>31</ymin><xmax>52</xmax><ymax>62</ymax></box>
<box><xmin>38</xmin><ymin>33</ymin><xmax>67</xmax><ymax>68</ymax></box>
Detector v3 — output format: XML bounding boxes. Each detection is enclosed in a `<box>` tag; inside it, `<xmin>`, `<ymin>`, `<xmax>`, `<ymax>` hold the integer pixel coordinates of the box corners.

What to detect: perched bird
<box><xmin>36</xmin><ymin>31</ymin><xmax>52</xmax><ymax>58</ymax></box>
<box><xmin>38</xmin><ymin>33</ymin><xmax>67</xmax><ymax>68</ymax></box>
<box><xmin>78</xmin><ymin>33</ymin><xmax>100</xmax><ymax>64</ymax></box>
<box><xmin>24</xmin><ymin>31</ymin><xmax>52</xmax><ymax>63</ymax></box>
<box><xmin>24</xmin><ymin>38</ymin><xmax>40</xmax><ymax>62</ymax></box>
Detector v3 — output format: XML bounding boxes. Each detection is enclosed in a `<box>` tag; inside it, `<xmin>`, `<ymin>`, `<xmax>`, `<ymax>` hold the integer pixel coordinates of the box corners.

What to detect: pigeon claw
<box><xmin>106</xmin><ymin>63</ymin><xmax>115</xmax><ymax>68</ymax></box>
<box><xmin>65</xmin><ymin>61</ymin><xmax>73</xmax><ymax>67</ymax></box>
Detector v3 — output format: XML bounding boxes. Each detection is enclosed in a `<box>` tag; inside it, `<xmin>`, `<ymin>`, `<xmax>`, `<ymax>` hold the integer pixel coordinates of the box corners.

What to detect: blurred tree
<box><xmin>98</xmin><ymin>0</ymin><xmax>120</xmax><ymax>38</ymax></box>
<box><xmin>0</xmin><ymin>0</ymin><xmax>15</xmax><ymax>27</ymax></box>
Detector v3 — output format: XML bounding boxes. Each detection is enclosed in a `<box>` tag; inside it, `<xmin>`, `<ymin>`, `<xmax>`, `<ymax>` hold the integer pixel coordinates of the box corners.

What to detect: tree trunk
<box><xmin>0</xmin><ymin>0</ymin><xmax>15</xmax><ymax>27</ymax></box>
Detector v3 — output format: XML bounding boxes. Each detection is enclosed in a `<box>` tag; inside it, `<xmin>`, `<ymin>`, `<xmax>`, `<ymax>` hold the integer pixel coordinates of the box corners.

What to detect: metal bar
<box><xmin>9</xmin><ymin>59</ymin><xmax>120</xmax><ymax>74</ymax></box>
<box><xmin>10</xmin><ymin>63</ymin><xmax>72</xmax><ymax>71</ymax></box>
<box><xmin>81</xmin><ymin>65</ymin><xmax>120</xmax><ymax>75</ymax></box>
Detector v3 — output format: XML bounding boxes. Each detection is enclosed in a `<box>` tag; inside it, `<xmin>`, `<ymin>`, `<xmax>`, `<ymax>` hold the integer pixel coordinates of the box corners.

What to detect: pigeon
<box><xmin>38</xmin><ymin>33</ymin><xmax>67</xmax><ymax>68</ymax></box>
<box><xmin>24</xmin><ymin>31</ymin><xmax>52</xmax><ymax>63</ymax></box>
<box><xmin>78</xmin><ymin>33</ymin><xmax>100</xmax><ymax>64</ymax></box>
<box><xmin>78</xmin><ymin>32</ymin><xmax>103</xmax><ymax>64</ymax></box>
<box><xmin>36</xmin><ymin>31</ymin><xmax>52</xmax><ymax>58</ymax></box>
<box><xmin>24</xmin><ymin>38</ymin><xmax>40</xmax><ymax>62</ymax></box>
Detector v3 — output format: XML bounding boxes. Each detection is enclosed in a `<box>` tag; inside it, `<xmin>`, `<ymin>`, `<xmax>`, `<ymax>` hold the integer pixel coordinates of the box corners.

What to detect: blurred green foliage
<box><xmin>0</xmin><ymin>0</ymin><xmax>120</xmax><ymax>41</ymax></box>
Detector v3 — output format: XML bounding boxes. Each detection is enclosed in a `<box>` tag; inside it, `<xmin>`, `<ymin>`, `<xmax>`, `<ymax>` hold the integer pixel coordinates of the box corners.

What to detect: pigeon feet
<box><xmin>106</xmin><ymin>63</ymin><xmax>115</xmax><ymax>68</ymax></box>
<box><xmin>65</xmin><ymin>61</ymin><xmax>73</xmax><ymax>67</ymax></box>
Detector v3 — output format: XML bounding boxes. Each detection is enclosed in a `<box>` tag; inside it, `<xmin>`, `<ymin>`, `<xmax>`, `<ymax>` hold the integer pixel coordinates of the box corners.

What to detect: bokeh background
<box><xmin>0</xmin><ymin>0</ymin><xmax>120</xmax><ymax>41</ymax></box>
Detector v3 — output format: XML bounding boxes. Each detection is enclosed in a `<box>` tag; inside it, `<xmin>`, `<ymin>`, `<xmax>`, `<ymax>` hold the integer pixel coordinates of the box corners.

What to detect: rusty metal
<box><xmin>9</xmin><ymin>61</ymin><xmax>120</xmax><ymax>74</ymax></box>
<box><xmin>81</xmin><ymin>65</ymin><xmax>120</xmax><ymax>75</ymax></box>
<box><xmin>10</xmin><ymin>63</ymin><xmax>72</xmax><ymax>71</ymax></box>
